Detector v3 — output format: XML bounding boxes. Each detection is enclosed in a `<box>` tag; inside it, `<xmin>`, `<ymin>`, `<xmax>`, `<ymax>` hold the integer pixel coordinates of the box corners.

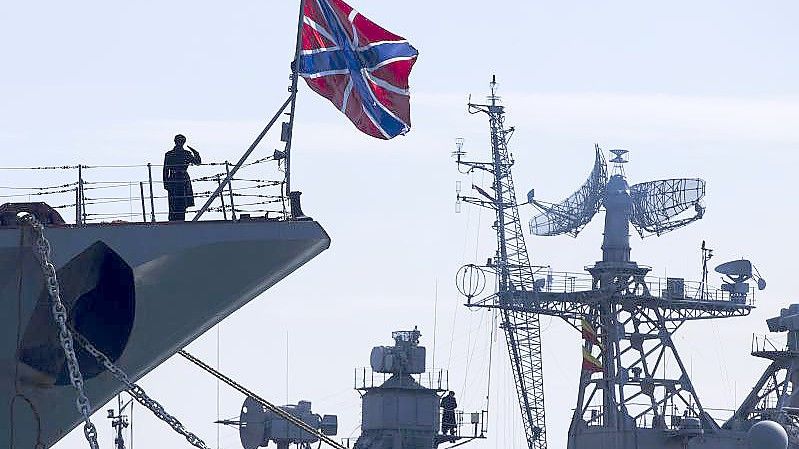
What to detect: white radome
<box><xmin>747</xmin><ymin>420</ymin><xmax>788</xmax><ymax>449</ymax></box>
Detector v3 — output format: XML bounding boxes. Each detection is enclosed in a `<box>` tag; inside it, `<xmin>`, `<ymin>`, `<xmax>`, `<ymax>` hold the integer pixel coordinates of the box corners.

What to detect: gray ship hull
<box><xmin>0</xmin><ymin>219</ymin><xmax>330</xmax><ymax>447</ymax></box>
<box><xmin>569</xmin><ymin>427</ymin><xmax>749</xmax><ymax>449</ymax></box>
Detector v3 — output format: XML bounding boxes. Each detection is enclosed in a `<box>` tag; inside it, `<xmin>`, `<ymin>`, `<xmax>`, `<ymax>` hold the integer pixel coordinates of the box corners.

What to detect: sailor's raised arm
<box><xmin>187</xmin><ymin>145</ymin><xmax>202</xmax><ymax>165</ymax></box>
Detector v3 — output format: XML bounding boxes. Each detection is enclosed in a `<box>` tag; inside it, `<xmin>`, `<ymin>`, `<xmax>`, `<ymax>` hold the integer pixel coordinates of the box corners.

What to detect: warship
<box><xmin>211</xmin><ymin>328</ymin><xmax>486</xmax><ymax>449</ymax></box>
<box><xmin>451</xmin><ymin>78</ymin><xmax>794</xmax><ymax>449</ymax></box>
<box><xmin>1</xmin><ymin>78</ymin><xmax>330</xmax><ymax>448</ymax></box>
<box><xmin>4</xmin><ymin>0</ymin><xmax>422</xmax><ymax>446</ymax></box>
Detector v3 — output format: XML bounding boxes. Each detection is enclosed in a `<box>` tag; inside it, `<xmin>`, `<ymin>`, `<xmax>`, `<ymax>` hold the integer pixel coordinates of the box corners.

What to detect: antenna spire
<box><xmin>489</xmin><ymin>75</ymin><xmax>500</xmax><ymax>106</ymax></box>
<box><xmin>609</xmin><ymin>149</ymin><xmax>628</xmax><ymax>176</ymax></box>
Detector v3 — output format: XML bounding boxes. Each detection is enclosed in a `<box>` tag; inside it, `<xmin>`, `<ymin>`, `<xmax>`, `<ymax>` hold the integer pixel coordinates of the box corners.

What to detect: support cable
<box><xmin>177</xmin><ymin>349</ymin><xmax>350</xmax><ymax>449</ymax></box>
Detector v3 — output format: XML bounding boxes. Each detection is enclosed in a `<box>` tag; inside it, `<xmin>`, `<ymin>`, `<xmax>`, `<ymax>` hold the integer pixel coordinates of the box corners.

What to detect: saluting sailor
<box><xmin>163</xmin><ymin>134</ymin><xmax>201</xmax><ymax>221</ymax></box>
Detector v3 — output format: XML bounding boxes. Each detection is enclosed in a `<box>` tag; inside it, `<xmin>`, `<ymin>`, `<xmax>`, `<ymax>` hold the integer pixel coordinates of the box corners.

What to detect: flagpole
<box><xmin>283</xmin><ymin>0</ymin><xmax>306</xmax><ymax>207</ymax></box>
<box><xmin>194</xmin><ymin>1</ymin><xmax>306</xmax><ymax>222</ymax></box>
<box><xmin>192</xmin><ymin>95</ymin><xmax>294</xmax><ymax>221</ymax></box>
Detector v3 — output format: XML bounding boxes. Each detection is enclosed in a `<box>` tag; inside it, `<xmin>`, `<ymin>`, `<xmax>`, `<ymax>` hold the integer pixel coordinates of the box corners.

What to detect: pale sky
<box><xmin>2</xmin><ymin>1</ymin><xmax>799</xmax><ymax>449</ymax></box>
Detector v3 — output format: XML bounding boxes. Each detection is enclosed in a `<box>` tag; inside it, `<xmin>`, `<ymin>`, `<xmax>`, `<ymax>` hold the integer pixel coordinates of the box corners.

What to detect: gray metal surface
<box><xmin>2</xmin><ymin>218</ymin><xmax>330</xmax><ymax>448</ymax></box>
<box><xmin>355</xmin><ymin>330</ymin><xmax>441</xmax><ymax>449</ymax></box>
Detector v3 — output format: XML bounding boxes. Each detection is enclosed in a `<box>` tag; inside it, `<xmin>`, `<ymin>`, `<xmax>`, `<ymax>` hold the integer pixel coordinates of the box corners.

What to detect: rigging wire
<box><xmin>217</xmin><ymin>324</ymin><xmax>221</xmax><ymax>449</ymax></box>
<box><xmin>485</xmin><ymin>310</ymin><xmax>497</xmax><ymax>420</ymax></box>
<box><xmin>461</xmin><ymin>311</ymin><xmax>488</xmax><ymax>396</ymax></box>
<box><xmin>433</xmin><ymin>279</ymin><xmax>438</xmax><ymax>370</ymax></box>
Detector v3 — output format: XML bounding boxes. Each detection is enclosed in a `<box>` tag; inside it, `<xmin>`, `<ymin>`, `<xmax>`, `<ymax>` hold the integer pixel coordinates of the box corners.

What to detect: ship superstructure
<box><xmin>206</xmin><ymin>328</ymin><xmax>486</xmax><ymax>449</ymax></box>
<box><xmin>453</xmin><ymin>80</ymin><xmax>795</xmax><ymax>449</ymax></box>
<box><xmin>521</xmin><ymin>149</ymin><xmax>756</xmax><ymax>448</ymax></box>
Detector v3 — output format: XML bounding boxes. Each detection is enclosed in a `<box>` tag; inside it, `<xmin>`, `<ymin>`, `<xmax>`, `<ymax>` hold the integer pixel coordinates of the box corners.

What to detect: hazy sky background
<box><xmin>2</xmin><ymin>1</ymin><xmax>798</xmax><ymax>448</ymax></box>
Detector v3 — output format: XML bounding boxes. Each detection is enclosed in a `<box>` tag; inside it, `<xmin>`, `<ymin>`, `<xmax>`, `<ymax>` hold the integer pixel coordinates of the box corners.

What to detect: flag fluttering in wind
<box><xmin>298</xmin><ymin>0</ymin><xmax>418</xmax><ymax>139</ymax></box>
<box><xmin>582</xmin><ymin>347</ymin><xmax>603</xmax><ymax>374</ymax></box>
<box><xmin>581</xmin><ymin>318</ymin><xmax>601</xmax><ymax>347</ymax></box>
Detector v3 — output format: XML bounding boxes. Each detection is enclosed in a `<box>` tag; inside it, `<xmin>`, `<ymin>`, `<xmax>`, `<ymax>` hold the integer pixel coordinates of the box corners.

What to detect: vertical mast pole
<box><xmin>192</xmin><ymin>2</ymin><xmax>303</xmax><ymax>222</ymax></box>
<box><xmin>284</xmin><ymin>0</ymin><xmax>306</xmax><ymax>204</ymax></box>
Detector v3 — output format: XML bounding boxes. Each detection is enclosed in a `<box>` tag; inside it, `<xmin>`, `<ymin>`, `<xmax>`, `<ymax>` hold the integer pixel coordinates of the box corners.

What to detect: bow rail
<box><xmin>0</xmin><ymin>155</ymin><xmax>288</xmax><ymax>225</ymax></box>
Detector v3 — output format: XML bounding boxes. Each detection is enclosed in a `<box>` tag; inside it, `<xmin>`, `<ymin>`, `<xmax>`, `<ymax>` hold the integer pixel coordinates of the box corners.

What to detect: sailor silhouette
<box><xmin>441</xmin><ymin>391</ymin><xmax>457</xmax><ymax>435</ymax></box>
<box><xmin>163</xmin><ymin>134</ymin><xmax>201</xmax><ymax>221</ymax></box>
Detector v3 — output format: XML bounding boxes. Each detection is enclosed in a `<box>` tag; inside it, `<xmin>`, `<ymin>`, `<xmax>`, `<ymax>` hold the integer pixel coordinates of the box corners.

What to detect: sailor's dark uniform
<box><xmin>163</xmin><ymin>147</ymin><xmax>201</xmax><ymax>221</ymax></box>
<box><xmin>441</xmin><ymin>394</ymin><xmax>457</xmax><ymax>435</ymax></box>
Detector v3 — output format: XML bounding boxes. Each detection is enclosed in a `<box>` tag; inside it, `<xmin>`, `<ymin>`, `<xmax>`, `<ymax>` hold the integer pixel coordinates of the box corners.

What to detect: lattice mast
<box><xmin>453</xmin><ymin>77</ymin><xmax>547</xmax><ymax>449</ymax></box>
<box><xmin>518</xmin><ymin>150</ymin><xmax>758</xmax><ymax>448</ymax></box>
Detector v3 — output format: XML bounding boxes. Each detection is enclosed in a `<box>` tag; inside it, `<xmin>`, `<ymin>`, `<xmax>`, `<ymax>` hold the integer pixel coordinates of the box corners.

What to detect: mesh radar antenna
<box><xmin>509</xmin><ymin>149</ymin><xmax>760</xmax><ymax>448</ymax></box>
<box><xmin>453</xmin><ymin>76</ymin><xmax>547</xmax><ymax>449</ymax></box>
<box><xmin>528</xmin><ymin>147</ymin><xmax>706</xmax><ymax>239</ymax></box>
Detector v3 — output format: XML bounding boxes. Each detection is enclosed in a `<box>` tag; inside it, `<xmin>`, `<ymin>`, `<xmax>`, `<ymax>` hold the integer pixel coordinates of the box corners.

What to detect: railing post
<box><xmin>225</xmin><ymin>161</ymin><xmax>237</xmax><ymax>220</ymax></box>
<box><xmin>147</xmin><ymin>163</ymin><xmax>156</xmax><ymax>222</ymax></box>
<box><xmin>77</xmin><ymin>164</ymin><xmax>86</xmax><ymax>224</ymax></box>
<box><xmin>74</xmin><ymin>186</ymin><xmax>81</xmax><ymax>225</ymax></box>
<box><xmin>216</xmin><ymin>174</ymin><xmax>228</xmax><ymax>220</ymax></box>
<box><xmin>139</xmin><ymin>182</ymin><xmax>147</xmax><ymax>222</ymax></box>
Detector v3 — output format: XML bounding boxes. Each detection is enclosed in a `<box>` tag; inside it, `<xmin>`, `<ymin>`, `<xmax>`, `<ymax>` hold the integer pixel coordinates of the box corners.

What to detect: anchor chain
<box><xmin>16</xmin><ymin>212</ymin><xmax>100</xmax><ymax>449</ymax></box>
<box><xmin>17</xmin><ymin>212</ymin><xmax>210</xmax><ymax>449</ymax></box>
<box><xmin>72</xmin><ymin>331</ymin><xmax>211</xmax><ymax>449</ymax></box>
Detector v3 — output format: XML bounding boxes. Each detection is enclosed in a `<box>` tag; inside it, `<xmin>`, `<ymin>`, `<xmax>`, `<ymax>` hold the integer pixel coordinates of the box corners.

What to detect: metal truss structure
<box><xmin>519</xmin><ymin>150</ymin><xmax>755</xmax><ymax>448</ymax></box>
<box><xmin>726</xmin><ymin>305</ymin><xmax>799</xmax><ymax>441</ymax></box>
<box><xmin>453</xmin><ymin>77</ymin><xmax>547</xmax><ymax>449</ymax></box>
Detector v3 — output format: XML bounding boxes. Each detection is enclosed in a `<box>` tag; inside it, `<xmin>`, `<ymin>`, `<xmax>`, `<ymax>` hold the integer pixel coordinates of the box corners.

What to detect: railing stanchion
<box><xmin>75</xmin><ymin>186</ymin><xmax>80</xmax><ymax>225</ymax></box>
<box><xmin>139</xmin><ymin>182</ymin><xmax>147</xmax><ymax>222</ymax></box>
<box><xmin>77</xmin><ymin>164</ymin><xmax>86</xmax><ymax>224</ymax></box>
<box><xmin>216</xmin><ymin>174</ymin><xmax>228</xmax><ymax>221</ymax></box>
<box><xmin>147</xmin><ymin>163</ymin><xmax>156</xmax><ymax>222</ymax></box>
<box><xmin>225</xmin><ymin>161</ymin><xmax>237</xmax><ymax>220</ymax></box>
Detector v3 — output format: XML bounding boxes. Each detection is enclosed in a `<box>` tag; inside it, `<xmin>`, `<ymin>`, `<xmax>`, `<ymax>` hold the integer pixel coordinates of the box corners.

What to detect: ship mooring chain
<box><xmin>16</xmin><ymin>212</ymin><xmax>211</xmax><ymax>449</ymax></box>
<box><xmin>17</xmin><ymin>212</ymin><xmax>101</xmax><ymax>449</ymax></box>
<box><xmin>177</xmin><ymin>349</ymin><xmax>351</xmax><ymax>449</ymax></box>
<box><xmin>72</xmin><ymin>332</ymin><xmax>211</xmax><ymax>449</ymax></box>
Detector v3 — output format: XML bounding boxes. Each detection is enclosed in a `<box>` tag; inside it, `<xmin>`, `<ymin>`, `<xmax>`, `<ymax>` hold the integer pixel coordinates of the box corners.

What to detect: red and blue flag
<box><xmin>298</xmin><ymin>0</ymin><xmax>418</xmax><ymax>139</ymax></box>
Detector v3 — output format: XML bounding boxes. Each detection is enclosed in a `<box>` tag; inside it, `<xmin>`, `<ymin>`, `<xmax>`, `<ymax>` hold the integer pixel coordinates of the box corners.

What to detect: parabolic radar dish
<box><xmin>528</xmin><ymin>145</ymin><xmax>608</xmax><ymax>237</ymax></box>
<box><xmin>629</xmin><ymin>178</ymin><xmax>705</xmax><ymax>237</ymax></box>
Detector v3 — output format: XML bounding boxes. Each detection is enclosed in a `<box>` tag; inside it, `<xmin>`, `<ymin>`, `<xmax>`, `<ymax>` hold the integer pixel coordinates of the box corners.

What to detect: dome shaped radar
<box><xmin>748</xmin><ymin>420</ymin><xmax>788</xmax><ymax>449</ymax></box>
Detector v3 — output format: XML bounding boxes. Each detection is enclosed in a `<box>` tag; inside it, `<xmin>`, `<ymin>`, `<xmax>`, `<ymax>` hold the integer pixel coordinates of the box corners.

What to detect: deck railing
<box><xmin>0</xmin><ymin>155</ymin><xmax>287</xmax><ymax>224</ymax></box>
<box><xmin>354</xmin><ymin>367</ymin><xmax>449</xmax><ymax>391</ymax></box>
<box><xmin>540</xmin><ymin>270</ymin><xmax>755</xmax><ymax>305</ymax></box>
<box><xmin>751</xmin><ymin>333</ymin><xmax>799</xmax><ymax>354</ymax></box>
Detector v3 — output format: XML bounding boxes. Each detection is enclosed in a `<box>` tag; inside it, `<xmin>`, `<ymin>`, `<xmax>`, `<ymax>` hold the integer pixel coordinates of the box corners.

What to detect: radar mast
<box><xmin>453</xmin><ymin>76</ymin><xmax>547</xmax><ymax>449</ymax></box>
<box><xmin>518</xmin><ymin>148</ymin><xmax>757</xmax><ymax>448</ymax></box>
